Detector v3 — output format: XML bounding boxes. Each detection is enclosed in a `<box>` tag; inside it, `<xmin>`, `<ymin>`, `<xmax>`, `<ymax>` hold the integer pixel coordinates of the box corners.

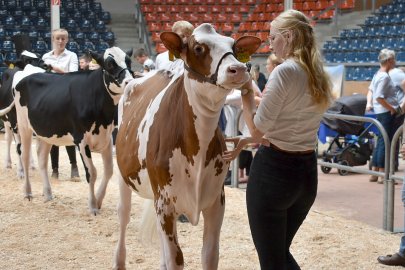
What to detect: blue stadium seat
<box><xmin>0</xmin><ymin>28</ymin><xmax>5</xmax><ymax>40</ymax></box>
<box><xmin>101</xmin><ymin>11</ymin><xmax>111</xmax><ymax>24</ymax></box>
<box><xmin>36</xmin><ymin>0</ymin><xmax>47</xmax><ymax>12</ymax></box>
<box><xmin>95</xmin><ymin>20</ymin><xmax>106</xmax><ymax>32</ymax></box>
<box><xmin>91</xmin><ymin>2</ymin><xmax>103</xmax><ymax>15</ymax></box>
<box><xmin>80</xmin><ymin>20</ymin><xmax>92</xmax><ymax>33</ymax></box>
<box><xmin>103</xmin><ymin>31</ymin><xmax>115</xmax><ymax>44</ymax></box>
<box><xmin>72</xmin><ymin>10</ymin><xmax>82</xmax><ymax>21</ymax></box>
<box><xmin>28</xmin><ymin>28</ymin><xmax>39</xmax><ymax>43</ymax></box>
<box><xmin>5</xmin><ymin>0</ymin><xmax>17</xmax><ymax>11</ymax></box>
<box><xmin>36</xmin><ymin>17</ymin><xmax>48</xmax><ymax>31</ymax></box>
<box><xmin>398</xmin><ymin>37</ymin><xmax>405</xmax><ymax>50</ymax></box>
<box><xmin>21</xmin><ymin>0</ymin><xmax>33</xmax><ymax>11</ymax></box>
<box><xmin>28</xmin><ymin>10</ymin><xmax>39</xmax><ymax>24</ymax></box>
<box><xmin>86</xmin><ymin>11</ymin><xmax>97</xmax><ymax>23</ymax></box>
<box><xmin>65</xmin><ymin>18</ymin><xmax>78</xmax><ymax>32</ymax></box>
<box><xmin>66</xmin><ymin>41</ymin><xmax>80</xmax><ymax>54</ymax></box>
<box><xmin>12</xmin><ymin>9</ymin><xmax>24</xmax><ymax>22</ymax></box>
<box><xmin>89</xmin><ymin>32</ymin><xmax>100</xmax><ymax>44</ymax></box>
<box><xmin>5</xmin><ymin>52</ymin><xmax>17</xmax><ymax>64</ymax></box>
<box><xmin>20</xmin><ymin>16</ymin><xmax>32</xmax><ymax>30</ymax></box>
<box><xmin>73</xmin><ymin>32</ymin><xmax>86</xmax><ymax>45</ymax></box>
<box><xmin>77</xmin><ymin>2</ymin><xmax>89</xmax><ymax>13</ymax></box>
<box><xmin>4</xmin><ymin>16</ymin><xmax>16</xmax><ymax>30</ymax></box>
<box><xmin>397</xmin><ymin>51</ymin><xmax>405</xmax><ymax>62</ymax></box>
<box><xmin>96</xmin><ymin>41</ymin><xmax>110</xmax><ymax>53</ymax></box>
<box><xmin>33</xmin><ymin>40</ymin><xmax>48</xmax><ymax>55</ymax></box>
<box><xmin>82</xmin><ymin>40</ymin><xmax>96</xmax><ymax>52</ymax></box>
<box><xmin>2</xmin><ymin>40</ymin><xmax>14</xmax><ymax>53</ymax></box>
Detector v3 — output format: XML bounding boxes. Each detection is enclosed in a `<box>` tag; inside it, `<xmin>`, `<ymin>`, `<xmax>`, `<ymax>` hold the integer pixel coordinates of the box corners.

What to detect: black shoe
<box><xmin>51</xmin><ymin>168</ymin><xmax>59</xmax><ymax>179</ymax></box>
<box><xmin>178</xmin><ymin>214</ymin><xmax>188</xmax><ymax>223</ymax></box>
<box><xmin>378</xmin><ymin>253</ymin><xmax>405</xmax><ymax>266</ymax></box>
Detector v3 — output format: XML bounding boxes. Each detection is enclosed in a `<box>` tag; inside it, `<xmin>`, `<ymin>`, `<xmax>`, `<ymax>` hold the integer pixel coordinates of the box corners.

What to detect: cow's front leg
<box><xmin>96</xmin><ymin>139</ymin><xmax>113</xmax><ymax>209</ymax></box>
<box><xmin>156</xmin><ymin>202</ymin><xmax>183</xmax><ymax>270</ymax></box>
<box><xmin>201</xmin><ymin>190</ymin><xmax>225</xmax><ymax>270</ymax></box>
<box><xmin>4</xmin><ymin>123</ymin><xmax>12</xmax><ymax>169</ymax></box>
<box><xmin>36</xmin><ymin>140</ymin><xmax>53</xmax><ymax>201</ymax></box>
<box><xmin>113</xmin><ymin>174</ymin><xmax>132</xmax><ymax>270</ymax></box>
<box><xmin>78</xmin><ymin>144</ymin><xmax>98</xmax><ymax>215</ymax></box>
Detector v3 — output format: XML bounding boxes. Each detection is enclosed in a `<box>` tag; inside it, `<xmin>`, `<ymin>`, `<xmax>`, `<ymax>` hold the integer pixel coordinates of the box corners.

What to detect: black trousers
<box><xmin>50</xmin><ymin>145</ymin><xmax>77</xmax><ymax>170</ymax></box>
<box><xmin>246</xmin><ymin>145</ymin><xmax>317</xmax><ymax>270</ymax></box>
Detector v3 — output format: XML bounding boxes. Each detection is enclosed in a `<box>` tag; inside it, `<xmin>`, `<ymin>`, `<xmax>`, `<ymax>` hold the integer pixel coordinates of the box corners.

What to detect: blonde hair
<box><xmin>378</xmin><ymin>48</ymin><xmax>395</xmax><ymax>64</ymax></box>
<box><xmin>172</xmin><ymin>21</ymin><xmax>194</xmax><ymax>37</ymax></box>
<box><xmin>52</xmin><ymin>28</ymin><xmax>69</xmax><ymax>39</ymax></box>
<box><xmin>272</xmin><ymin>9</ymin><xmax>332</xmax><ymax>109</ymax></box>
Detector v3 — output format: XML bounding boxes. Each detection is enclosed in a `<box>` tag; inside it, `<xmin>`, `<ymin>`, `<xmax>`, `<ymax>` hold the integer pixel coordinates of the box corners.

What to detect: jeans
<box><xmin>399</xmin><ymin>179</ymin><xmax>405</xmax><ymax>257</ymax></box>
<box><xmin>246</xmin><ymin>145</ymin><xmax>318</xmax><ymax>270</ymax></box>
<box><xmin>372</xmin><ymin>112</ymin><xmax>395</xmax><ymax>168</ymax></box>
<box><xmin>50</xmin><ymin>145</ymin><xmax>77</xmax><ymax>169</ymax></box>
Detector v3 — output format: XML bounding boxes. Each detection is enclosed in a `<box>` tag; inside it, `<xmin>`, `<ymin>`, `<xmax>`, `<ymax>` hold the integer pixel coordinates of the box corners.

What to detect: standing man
<box><xmin>42</xmin><ymin>28</ymin><xmax>80</xmax><ymax>179</ymax></box>
<box><xmin>133</xmin><ymin>48</ymin><xmax>155</xmax><ymax>76</ymax></box>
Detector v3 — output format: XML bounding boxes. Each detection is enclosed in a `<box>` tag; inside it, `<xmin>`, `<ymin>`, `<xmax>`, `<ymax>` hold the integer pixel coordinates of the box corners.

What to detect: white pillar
<box><xmin>50</xmin><ymin>0</ymin><xmax>61</xmax><ymax>49</ymax></box>
<box><xmin>284</xmin><ymin>0</ymin><xmax>293</xmax><ymax>11</ymax></box>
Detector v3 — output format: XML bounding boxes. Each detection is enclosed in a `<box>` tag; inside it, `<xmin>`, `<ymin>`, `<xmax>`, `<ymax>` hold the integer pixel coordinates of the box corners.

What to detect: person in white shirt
<box><xmin>42</xmin><ymin>28</ymin><xmax>79</xmax><ymax>179</ymax></box>
<box><xmin>155</xmin><ymin>20</ymin><xmax>194</xmax><ymax>75</ymax></box>
<box><xmin>223</xmin><ymin>10</ymin><xmax>332</xmax><ymax>270</ymax></box>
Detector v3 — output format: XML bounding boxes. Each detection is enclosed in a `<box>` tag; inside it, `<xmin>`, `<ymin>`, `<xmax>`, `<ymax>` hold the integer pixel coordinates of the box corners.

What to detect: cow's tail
<box><xmin>139</xmin><ymin>199</ymin><xmax>159</xmax><ymax>247</ymax></box>
<box><xmin>0</xmin><ymin>101</ymin><xmax>15</xmax><ymax>116</ymax></box>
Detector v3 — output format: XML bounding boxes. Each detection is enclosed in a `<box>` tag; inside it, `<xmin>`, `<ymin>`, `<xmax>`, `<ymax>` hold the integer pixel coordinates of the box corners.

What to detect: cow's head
<box><xmin>89</xmin><ymin>47</ymin><xmax>133</xmax><ymax>95</ymax></box>
<box><xmin>161</xmin><ymin>23</ymin><xmax>261</xmax><ymax>90</ymax></box>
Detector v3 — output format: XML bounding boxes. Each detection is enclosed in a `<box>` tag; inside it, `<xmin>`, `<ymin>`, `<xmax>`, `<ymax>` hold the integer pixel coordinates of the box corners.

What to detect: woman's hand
<box><xmin>223</xmin><ymin>136</ymin><xmax>250</xmax><ymax>161</ymax></box>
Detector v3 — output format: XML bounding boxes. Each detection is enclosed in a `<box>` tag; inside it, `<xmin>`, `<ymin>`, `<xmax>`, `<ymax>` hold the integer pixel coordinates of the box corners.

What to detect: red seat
<box><xmin>254</xmin><ymin>4</ymin><xmax>266</xmax><ymax>13</ymax></box>
<box><xmin>178</xmin><ymin>0</ymin><xmax>188</xmax><ymax>4</ymax></box>
<box><xmin>183</xmin><ymin>5</ymin><xmax>196</xmax><ymax>13</ymax></box>
<box><xmin>174</xmin><ymin>13</ymin><xmax>187</xmax><ymax>21</ymax></box>
<box><xmin>246</xmin><ymin>13</ymin><xmax>259</xmax><ymax>22</ymax></box>
<box><xmin>197</xmin><ymin>6</ymin><xmax>208</xmax><ymax>13</ymax></box>
<box><xmin>141</xmin><ymin>5</ymin><xmax>154</xmax><ymax>13</ymax></box>
<box><xmin>231</xmin><ymin>32</ymin><xmax>242</xmax><ymax>40</ymax></box>
<box><xmin>276</xmin><ymin>3</ymin><xmax>284</xmax><ymax>12</ymax></box>
<box><xmin>293</xmin><ymin>2</ymin><xmax>303</xmax><ymax>10</ymax></box>
<box><xmin>251</xmin><ymin>22</ymin><xmax>263</xmax><ymax>32</ymax></box>
<box><xmin>263</xmin><ymin>21</ymin><xmax>271</xmax><ymax>31</ymax></box>
<box><xmin>256</xmin><ymin>31</ymin><xmax>268</xmax><ymax>42</ymax></box>
<box><xmin>230</xmin><ymin>13</ymin><xmax>242</xmax><ymax>23</ymax></box>
<box><xmin>155</xmin><ymin>43</ymin><xmax>167</xmax><ymax>54</ymax></box>
<box><xmin>156</xmin><ymin>6</ymin><xmax>167</xmax><ymax>13</ymax></box>
<box><xmin>224</xmin><ymin>6</ymin><xmax>234</xmax><ymax>13</ymax></box>
<box><xmin>201</xmin><ymin>13</ymin><xmax>214</xmax><ymax>23</ymax></box>
<box><xmin>192</xmin><ymin>0</ymin><xmax>203</xmax><ymax>4</ymax></box>
<box><xmin>340</xmin><ymin>0</ymin><xmax>354</xmax><ymax>9</ymax></box>
<box><xmin>148</xmin><ymin>22</ymin><xmax>161</xmax><ymax>32</ymax></box>
<box><xmin>188</xmin><ymin>13</ymin><xmax>200</xmax><ymax>23</ymax></box>
<box><xmin>215</xmin><ymin>14</ymin><xmax>227</xmax><ymax>23</ymax></box>
<box><xmin>316</xmin><ymin>1</ymin><xmax>329</xmax><ymax>10</ymax></box>
<box><xmin>160</xmin><ymin>13</ymin><xmax>171</xmax><ymax>22</ymax></box>
<box><xmin>257</xmin><ymin>44</ymin><xmax>271</xmax><ymax>54</ymax></box>
<box><xmin>162</xmin><ymin>22</ymin><xmax>173</xmax><ymax>31</ymax></box>
<box><xmin>238</xmin><ymin>22</ymin><xmax>251</xmax><ymax>32</ymax></box>
<box><xmin>303</xmin><ymin>1</ymin><xmax>317</xmax><ymax>11</ymax></box>
<box><xmin>222</xmin><ymin>22</ymin><xmax>234</xmax><ymax>33</ymax></box>
<box><xmin>238</xmin><ymin>5</ymin><xmax>250</xmax><ymax>13</ymax></box>
<box><xmin>211</xmin><ymin>5</ymin><xmax>221</xmax><ymax>13</ymax></box>
<box><xmin>319</xmin><ymin>9</ymin><xmax>334</xmax><ymax>19</ymax></box>
<box><xmin>144</xmin><ymin>13</ymin><xmax>157</xmax><ymax>22</ymax></box>
<box><xmin>257</xmin><ymin>13</ymin><xmax>270</xmax><ymax>21</ymax></box>
<box><xmin>151</xmin><ymin>32</ymin><xmax>161</xmax><ymax>42</ymax></box>
<box><xmin>265</xmin><ymin>4</ymin><xmax>277</xmax><ymax>12</ymax></box>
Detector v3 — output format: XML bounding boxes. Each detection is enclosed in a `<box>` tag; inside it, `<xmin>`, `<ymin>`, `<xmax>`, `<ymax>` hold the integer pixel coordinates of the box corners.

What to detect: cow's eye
<box><xmin>194</xmin><ymin>45</ymin><xmax>204</xmax><ymax>55</ymax></box>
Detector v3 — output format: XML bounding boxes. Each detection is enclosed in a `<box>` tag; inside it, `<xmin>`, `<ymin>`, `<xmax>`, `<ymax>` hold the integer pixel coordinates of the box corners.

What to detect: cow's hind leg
<box><xmin>201</xmin><ymin>190</ymin><xmax>225</xmax><ymax>270</ymax></box>
<box><xmin>96</xmin><ymin>139</ymin><xmax>113</xmax><ymax>209</ymax></box>
<box><xmin>36</xmin><ymin>140</ymin><xmax>53</xmax><ymax>201</ymax></box>
<box><xmin>19</xmin><ymin>127</ymin><xmax>33</xmax><ymax>200</ymax></box>
<box><xmin>113</xmin><ymin>174</ymin><xmax>132</xmax><ymax>270</ymax></box>
<box><xmin>4</xmin><ymin>122</ymin><xmax>12</xmax><ymax>169</ymax></box>
<box><xmin>157</xmin><ymin>207</ymin><xmax>183</xmax><ymax>269</ymax></box>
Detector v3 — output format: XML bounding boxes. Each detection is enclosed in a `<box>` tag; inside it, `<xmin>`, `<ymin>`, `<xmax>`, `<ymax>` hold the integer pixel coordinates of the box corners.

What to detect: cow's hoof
<box><xmin>90</xmin><ymin>208</ymin><xmax>100</xmax><ymax>216</ymax></box>
<box><xmin>112</xmin><ymin>264</ymin><xmax>126</xmax><ymax>270</ymax></box>
<box><xmin>24</xmin><ymin>194</ymin><xmax>33</xmax><ymax>201</ymax></box>
<box><xmin>5</xmin><ymin>163</ymin><xmax>12</xmax><ymax>169</ymax></box>
<box><xmin>17</xmin><ymin>170</ymin><xmax>25</xmax><ymax>179</ymax></box>
<box><xmin>43</xmin><ymin>194</ymin><xmax>54</xmax><ymax>202</ymax></box>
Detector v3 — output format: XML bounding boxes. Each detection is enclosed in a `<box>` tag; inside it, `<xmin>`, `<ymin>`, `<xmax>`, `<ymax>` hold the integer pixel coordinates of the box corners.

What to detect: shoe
<box><xmin>178</xmin><ymin>214</ymin><xmax>189</xmax><ymax>223</ymax></box>
<box><xmin>51</xmin><ymin>168</ymin><xmax>59</xmax><ymax>179</ymax></box>
<box><xmin>378</xmin><ymin>253</ymin><xmax>405</xmax><ymax>266</ymax></box>
<box><xmin>369</xmin><ymin>175</ymin><xmax>378</xmax><ymax>182</ymax></box>
<box><xmin>71</xmin><ymin>164</ymin><xmax>79</xmax><ymax>179</ymax></box>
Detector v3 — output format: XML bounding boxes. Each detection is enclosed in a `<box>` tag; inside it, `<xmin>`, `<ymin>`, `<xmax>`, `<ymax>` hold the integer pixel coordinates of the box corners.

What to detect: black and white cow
<box><xmin>0</xmin><ymin>51</ymin><xmax>46</xmax><ymax>176</ymax></box>
<box><xmin>9</xmin><ymin>47</ymin><xmax>133</xmax><ymax>215</ymax></box>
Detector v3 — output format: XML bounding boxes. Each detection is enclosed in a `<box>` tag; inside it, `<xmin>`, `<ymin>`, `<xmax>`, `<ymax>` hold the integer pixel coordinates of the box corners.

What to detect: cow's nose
<box><xmin>227</xmin><ymin>65</ymin><xmax>247</xmax><ymax>74</ymax></box>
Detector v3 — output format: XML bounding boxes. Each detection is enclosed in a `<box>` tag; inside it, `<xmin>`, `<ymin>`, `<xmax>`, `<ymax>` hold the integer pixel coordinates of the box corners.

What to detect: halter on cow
<box><xmin>12</xmin><ymin>47</ymin><xmax>133</xmax><ymax>215</ymax></box>
<box><xmin>113</xmin><ymin>23</ymin><xmax>261</xmax><ymax>269</ymax></box>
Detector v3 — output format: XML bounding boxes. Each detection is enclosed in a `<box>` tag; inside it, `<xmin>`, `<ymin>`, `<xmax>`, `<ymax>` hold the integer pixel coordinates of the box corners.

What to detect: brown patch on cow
<box><xmin>116</xmin><ymin>71</ymin><xmax>172</xmax><ymax>191</ymax></box>
<box><xmin>185</xmin><ymin>36</ymin><xmax>213</xmax><ymax>83</ymax></box>
<box><xmin>145</xmin><ymin>75</ymin><xmax>200</xmax><ymax>195</ymax></box>
<box><xmin>205</xmin><ymin>127</ymin><xmax>227</xmax><ymax>176</ymax></box>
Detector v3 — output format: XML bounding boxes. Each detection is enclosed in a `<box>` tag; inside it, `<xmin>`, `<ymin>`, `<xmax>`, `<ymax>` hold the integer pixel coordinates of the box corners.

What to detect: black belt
<box><xmin>268</xmin><ymin>143</ymin><xmax>314</xmax><ymax>156</ymax></box>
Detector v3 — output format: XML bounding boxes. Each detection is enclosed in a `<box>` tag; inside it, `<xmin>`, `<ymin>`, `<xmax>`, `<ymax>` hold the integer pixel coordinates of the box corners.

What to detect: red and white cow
<box><xmin>9</xmin><ymin>47</ymin><xmax>133</xmax><ymax>215</ymax></box>
<box><xmin>113</xmin><ymin>23</ymin><xmax>261</xmax><ymax>269</ymax></box>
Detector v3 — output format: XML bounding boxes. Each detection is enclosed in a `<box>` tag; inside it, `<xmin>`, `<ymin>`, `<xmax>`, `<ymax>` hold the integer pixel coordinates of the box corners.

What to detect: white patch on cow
<box><xmin>129</xmin><ymin>169</ymin><xmax>153</xmax><ymax>198</ymax></box>
<box><xmin>12</xmin><ymin>64</ymin><xmax>45</xmax><ymax>89</ymax></box>
<box><xmin>21</xmin><ymin>50</ymin><xmax>38</xmax><ymax>59</ymax></box>
<box><xmin>36</xmin><ymin>133</ymin><xmax>75</xmax><ymax>146</ymax></box>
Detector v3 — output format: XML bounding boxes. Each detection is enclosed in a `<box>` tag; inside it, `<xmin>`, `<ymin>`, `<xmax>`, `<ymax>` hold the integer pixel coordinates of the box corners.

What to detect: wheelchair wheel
<box><xmin>320</xmin><ymin>158</ymin><xmax>332</xmax><ymax>174</ymax></box>
<box><xmin>338</xmin><ymin>160</ymin><xmax>349</xmax><ymax>176</ymax></box>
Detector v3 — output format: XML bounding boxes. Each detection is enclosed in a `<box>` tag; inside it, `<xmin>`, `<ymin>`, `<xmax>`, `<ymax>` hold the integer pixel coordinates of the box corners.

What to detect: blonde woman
<box><xmin>42</xmin><ymin>28</ymin><xmax>79</xmax><ymax>179</ymax></box>
<box><xmin>224</xmin><ymin>10</ymin><xmax>332</xmax><ymax>270</ymax></box>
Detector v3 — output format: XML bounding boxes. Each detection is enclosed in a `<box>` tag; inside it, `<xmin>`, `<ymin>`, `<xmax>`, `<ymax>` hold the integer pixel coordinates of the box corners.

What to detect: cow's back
<box><xmin>15</xmin><ymin>70</ymin><xmax>115</xmax><ymax>143</ymax></box>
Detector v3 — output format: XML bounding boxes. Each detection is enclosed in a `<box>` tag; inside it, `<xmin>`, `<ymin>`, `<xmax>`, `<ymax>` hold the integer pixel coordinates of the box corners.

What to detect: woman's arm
<box><xmin>241</xmin><ymin>80</ymin><xmax>264</xmax><ymax>141</ymax></box>
<box><xmin>376</xmin><ymin>97</ymin><xmax>396</xmax><ymax>115</ymax></box>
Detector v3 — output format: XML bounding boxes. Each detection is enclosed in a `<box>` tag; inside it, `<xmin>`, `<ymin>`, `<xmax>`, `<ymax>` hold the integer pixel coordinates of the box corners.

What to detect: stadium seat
<box><xmin>2</xmin><ymin>40</ymin><xmax>14</xmax><ymax>53</ymax></box>
<box><xmin>95</xmin><ymin>20</ymin><xmax>106</xmax><ymax>32</ymax></box>
<box><xmin>101</xmin><ymin>11</ymin><xmax>111</xmax><ymax>24</ymax></box>
<box><xmin>89</xmin><ymin>32</ymin><xmax>100</xmax><ymax>44</ymax></box>
<box><xmin>103</xmin><ymin>31</ymin><xmax>115</xmax><ymax>45</ymax></box>
<box><xmin>20</xmin><ymin>16</ymin><xmax>32</xmax><ymax>30</ymax></box>
<box><xmin>21</xmin><ymin>0</ymin><xmax>32</xmax><ymax>11</ymax></box>
<box><xmin>80</xmin><ymin>20</ymin><xmax>92</xmax><ymax>32</ymax></box>
<box><xmin>74</xmin><ymin>31</ymin><xmax>86</xmax><ymax>45</ymax></box>
<box><xmin>5</xmin><ymin>0</ymin><xmax>17</xmax><ymax>11</ymax></box>
<box><xmin>4</xmin><ymin>52</ymin><xmax>17</xmax><ymax>64</ymax></box>
<box><xmin>96</xmin><ymin>42</ymin><xmax>110</xmax><ymax>54</ymax></box>
<box><xmin>4</xmin><ymin>16</ymin><xmax>16</xmax><ymax>30</ymax></box>
<box><xmin>33</xmin><ymin>40</ymin><xmax>48</xmax><ymax>55</ymax></box>
<box><xmin>66</xmin><ymin>41</ymin><xmax>80</xmax><ymax>54</ymax></box>
<box><xmin>28</xmin><ymin>28</ymin><xmax>39</xmax><ymax>43</ymax></box>
<box><xmin>149</xmin><ymin>22</ymin><xmax>161</xmax><ymax>32</ymax></box>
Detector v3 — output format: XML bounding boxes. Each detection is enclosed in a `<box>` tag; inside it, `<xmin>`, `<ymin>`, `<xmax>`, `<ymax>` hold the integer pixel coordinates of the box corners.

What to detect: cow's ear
<box><xmin>160</xmin><ymin>32</ymin><xmax>183</xmax><ymax>59</ymax></box>
<box><xmin>126</xmin><ymin>48</ymin><xmax>133</xmax><ymax>57</ymax></box>
<box><xmin>234</xmin><ymin>36</ymin><xmax>262</xmax><ymax>63</ymax></box>
<box><xmin>89</xmin><ymin>50</ymin><xmax>104</xmax><ymax>67</ymax></box>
